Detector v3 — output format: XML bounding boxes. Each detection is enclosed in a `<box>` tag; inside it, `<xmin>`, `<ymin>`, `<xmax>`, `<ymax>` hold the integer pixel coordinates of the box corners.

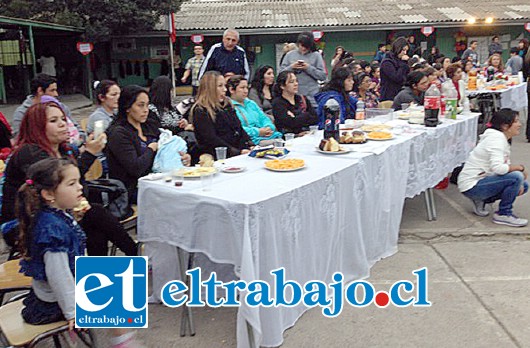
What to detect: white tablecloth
<box><xmin>137</xmin><ymin>113</ymin><xmax>479</xmax><ymax>347</ymax></box>
<box><xmin>466</xmin><ymin>82</ymin><xmax>527</xmax><ymax>111</ymax></box>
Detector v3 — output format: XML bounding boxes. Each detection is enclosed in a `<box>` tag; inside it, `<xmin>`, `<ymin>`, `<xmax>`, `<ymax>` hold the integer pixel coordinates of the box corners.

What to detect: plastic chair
<box><xmin>0</xmin><ymin>299</ymin><xmax>98</xmax><ymax>347</ymax></box>
<box><xmin>0</xmin><ymin>260</ymin><xmax>31</xmax><ymax>305</ymax></box>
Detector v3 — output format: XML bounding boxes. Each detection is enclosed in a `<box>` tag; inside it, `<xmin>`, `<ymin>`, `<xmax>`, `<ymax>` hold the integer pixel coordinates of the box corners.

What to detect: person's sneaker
<box><xmin>492</xmin><ymin>213</ymin><xmax>528</xmax><ymax>227</ymax></box>
<box><xmin>469</xmin><ymin>199</ymin><xmax>489</xmax><ymax>217</ymax></box>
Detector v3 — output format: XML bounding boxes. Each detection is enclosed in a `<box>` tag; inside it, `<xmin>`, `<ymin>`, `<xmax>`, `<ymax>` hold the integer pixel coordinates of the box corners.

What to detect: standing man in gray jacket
<box><xmin>279</xmin><ymin>32</ymin><xmax>327</xmax><ymax>108</ymax></box>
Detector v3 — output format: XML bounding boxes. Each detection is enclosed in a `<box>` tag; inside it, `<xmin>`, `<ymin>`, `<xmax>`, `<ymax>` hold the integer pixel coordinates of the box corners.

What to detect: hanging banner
<box><xmin>191</xmin><ymin>34</ymin><xmax>204</xmax><ymax>44</ymax></box>
<box><xmin>525</xmin><ymin>22</ymin><xmax>530</xmax><ymax>33</ymax></box>
<box><xmin>312</xmin><ymin>30</ymin><xmax>324</xmax><ymax>42</ymax></box>
<box><xmin>421</xmin><ymin>26</ymin><xmax>435</xmax><ymax>37</ymax></box>
<box><xmin>76</xmin><ymin>42</ymin><xmax>94</xmax><ymax>56</ymax></box>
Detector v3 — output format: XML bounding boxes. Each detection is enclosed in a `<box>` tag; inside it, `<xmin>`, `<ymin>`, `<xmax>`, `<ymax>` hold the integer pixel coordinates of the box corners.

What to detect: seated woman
<box><xmin>392</xmin><ymin>71</ymin><xmax>430</xmax><ymax>110</ymax></box>
<box><xmin>86</xmin><ymin>80</ymin><xmax>120</xmax><ymax>175</ymax></box>
<box><xmin>227</xmin><ymin>75</ymin><xmax>282</xmax><ymax>146</ymax></box>
<box><xmin>148</xmin><ymin>75</ymin><xmax>192</xmax><ymax>135</ymax></box>
<box><xmin>87</xmin><ymin>80</ymin><xmax>120</xmax><ymax>133</ymax></box>
<box><xmin>351</xmin><ymin>72</ymin><xmax>379</xmax><ymax>109</ymax></box>
<box><xmin>485</xmin><ymin>53</ymin><xmax>505</xmax><ymax>74</ymax></box>
<box><xmin>107</xmin><ymin>85</ymin><xmax>191</xmax><ymax>204</ymax></box>
<box><xmin>315</xmin><ymin>67</ymin><xmax>357</xmax><ymax>128</ymax></box>
<box><xmin>271</xmin><ymin>71</ymin><xmax>318</xmax><ymax>136</ymax></box>
<box><xmin>1</xmin><ymin>100</ymin><xmax>138</xmax><ymax>256</ymax></box>
<box><xmin>458</xmin><ymin>109</ymin><xmax>528</xmax><ymax>227</ymax></box>
<box><xmin>191</xmin><ymin>71</ymin><xmax>253</xmax><ymax>159</ymax></box>
<box><xmin>445</xmin><ymin>63</ymin><xmax>466</xmax><ymax>106</ymax></box>
<box><xmin>248</xmin><ymin>65</ymin><xmax>275</xmax><ymax>118</ymax></box>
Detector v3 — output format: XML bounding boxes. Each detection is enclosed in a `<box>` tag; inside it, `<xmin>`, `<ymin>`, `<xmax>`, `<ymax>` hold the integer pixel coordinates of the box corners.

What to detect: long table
<box><xmin>466</xmin><ymin>82</ymin><xmax>527</xmax><ymax>112</ymax></box>
<box><xmin>138</xmin><ymin>113</ymin><xmax>480</xmax><ymax>347</ymax></box>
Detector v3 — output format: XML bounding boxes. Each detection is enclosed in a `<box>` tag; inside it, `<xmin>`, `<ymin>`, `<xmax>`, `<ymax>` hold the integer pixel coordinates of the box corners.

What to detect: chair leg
<box><xmin>52</xmin><ymin>334</ymin><xmax>62</xmax><ymax>347</ymax></box>
<box><xmin>77</xmin><ymin>329</ymin><xmax>99</xmax><ymax>347</ymax></box>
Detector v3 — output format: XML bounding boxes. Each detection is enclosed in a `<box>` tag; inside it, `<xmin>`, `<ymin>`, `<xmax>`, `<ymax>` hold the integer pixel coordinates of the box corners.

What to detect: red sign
<box><xmin>525</xmin><ymin>22</ymin><xmax>530</xmax><ymax>33</ymax></box>
<box><xmin>191</xmin><ymin>34</ymin><xmax>204</xmax><ymax>44</ymax></box>
<box><xmin>421</xmin><ymin>26</ymin><xmax>435</xmax><ymax>37</ymax></box>
<box><xmin>76</xmin><ymin>42</ymin><xmax>93</xmax><ymax>56</ymax></box>
<box><xmin>312</xmin><ymin>30</ymin><xmax>324</xmax><ymax>42</ymax></box>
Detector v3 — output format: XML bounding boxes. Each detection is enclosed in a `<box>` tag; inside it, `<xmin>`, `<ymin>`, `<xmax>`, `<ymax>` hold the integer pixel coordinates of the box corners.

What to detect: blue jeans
<box><xmin>462</xmin><ymin>171</ymin><xmax>528</xmax><ymax>215</ymax></box>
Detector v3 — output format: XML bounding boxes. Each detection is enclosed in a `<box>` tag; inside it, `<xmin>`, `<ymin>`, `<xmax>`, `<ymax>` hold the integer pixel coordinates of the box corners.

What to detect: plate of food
<box><xmin>361</xmin><ymin>124</ymin><xmax>393</xmax><ymax>133</ymax></box>
<box><xmin>339</xmin><ymin>130</ymin><xmax>366</xmax><ymax>144</ymax></box>
<box><xmin>366</xmin><ymin>131</ymin><xmax>394</xmax><ymax>141</ymax></box>
<box><xmin>222</xmin><ymin>166</ymin><xmax>246</xmax><ymax>173</ymax></box>
<box><xmin>316</xmin><ymin>137</ymin><xmax>351</xmax><ymax>154</ymax></box>
<box><xmin>264</xmin><ymin>158</ymin><xmax>305</xmax><ymax>172</ymax></box>
<box><xmin>175</xmin><ymin>166</ymin><xmax>218</xmax><ymax>178</ymax></box>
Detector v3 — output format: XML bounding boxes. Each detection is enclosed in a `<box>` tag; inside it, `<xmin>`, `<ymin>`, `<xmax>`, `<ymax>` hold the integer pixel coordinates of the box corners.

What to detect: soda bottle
<box><xmin>355</xmin><ymin>100</ymin><xmax>365</xmax><ymax>120</ymax></box>
<box><xmin>424</xmin><ymin>82</ymin><xmax>441</xmax><ymax>127</ymax></box>
<box><xmin>442</xmin><ymin>80</ymin><xmax>458</xmax><ymax>120</ymax></box>
<box><xmin>323</xmin><ymin>98</ymin><xmax>340</xmax><ymax>141</ymax></box>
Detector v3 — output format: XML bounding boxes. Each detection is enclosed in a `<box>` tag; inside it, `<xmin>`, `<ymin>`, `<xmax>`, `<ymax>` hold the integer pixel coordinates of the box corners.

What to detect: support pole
<box><xmin>28</xmin><ymin>25</ymin><xmax>37</xmax><ymax>76</ymax></box>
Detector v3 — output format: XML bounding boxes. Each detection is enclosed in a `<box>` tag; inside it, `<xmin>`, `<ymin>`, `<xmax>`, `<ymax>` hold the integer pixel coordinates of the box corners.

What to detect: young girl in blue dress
<box><xmin>17</xmin><ymin>157</ymin><xmax>144</xmax><ymax>347</ymax></box>
<box><xmin>17</xmin><ymin>157</ymin><xmax>85</xmax><ymax>330</ymax></box>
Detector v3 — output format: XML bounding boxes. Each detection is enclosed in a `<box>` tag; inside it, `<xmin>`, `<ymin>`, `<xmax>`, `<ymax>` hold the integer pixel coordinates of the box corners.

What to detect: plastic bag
<box><xmin>152</xmin><ymin>128</ymin><xmax>188</xmax><ymax>173</ymax></box>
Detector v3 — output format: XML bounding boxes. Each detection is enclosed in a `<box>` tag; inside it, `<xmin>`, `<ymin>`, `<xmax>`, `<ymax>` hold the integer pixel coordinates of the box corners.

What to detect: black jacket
<box><xmin>1</xmin><ymin>144</ymin><xmax>95</xmax><ymax>224</ymax></box>
<box><xmin>106</xmin><ymin>119</ymin><xmax>160</xmax><ymax>202</ymax></box>
<box><xmin>272</xmin><ymin>95</ymin><xmax>318</xmax><ymax>134</ymax></box>
<box><xmin>192</xmin><ymin>103</ymin><xmax>252</xmax><ymax>158</ymax></box>
<box><xmin>380</xmin><ymin>52</ymin><xmax>410</xmax><ymax>101</ymax></box>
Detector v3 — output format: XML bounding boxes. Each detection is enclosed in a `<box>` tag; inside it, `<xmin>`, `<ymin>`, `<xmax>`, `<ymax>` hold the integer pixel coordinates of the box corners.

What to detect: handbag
<box><xmin>86</xmin><ymin>178</ymin><xmax>133</xmax><ymax>220</ymax></box>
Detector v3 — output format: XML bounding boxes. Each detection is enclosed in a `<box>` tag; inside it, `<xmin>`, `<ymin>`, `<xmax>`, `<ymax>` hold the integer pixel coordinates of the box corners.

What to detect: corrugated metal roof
<box><xmin>173</xmin><ymin>0</ymin><xmax>530</xmax><ymax>31</ymax></box>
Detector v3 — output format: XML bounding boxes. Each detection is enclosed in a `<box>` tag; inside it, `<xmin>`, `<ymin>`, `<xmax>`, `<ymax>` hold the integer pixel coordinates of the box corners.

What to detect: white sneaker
<box><xmin>470</xmin><ymin>199</ymin><xmax>489</xmax><ymax>217</ymax></box>
<box><xmin>492</xmin><ymin>213</ymin><xmax>528</xmax><ymax>227</ymax></box>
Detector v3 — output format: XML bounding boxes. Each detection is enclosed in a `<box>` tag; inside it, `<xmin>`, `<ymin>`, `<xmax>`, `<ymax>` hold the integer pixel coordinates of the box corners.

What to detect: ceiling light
<box><xmin>485</xmin><ymin>17</ymin><xmax>494</xmax><ymax>24</ymax></box>
<box><xmin>467</xmin><ymin>17</ymin><xmax>476</xmax><ymax>24</ymax></box>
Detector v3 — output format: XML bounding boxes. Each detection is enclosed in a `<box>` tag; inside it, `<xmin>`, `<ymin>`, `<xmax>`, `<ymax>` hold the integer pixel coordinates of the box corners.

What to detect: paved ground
<box><xmin>2</xmin><ymin>98</ymin><xmax>530</xmax><ymax>347</ymax></box>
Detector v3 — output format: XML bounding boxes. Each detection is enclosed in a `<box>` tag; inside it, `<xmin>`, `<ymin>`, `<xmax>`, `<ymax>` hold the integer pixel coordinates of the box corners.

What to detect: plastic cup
<box><xmin>201</xmin><ymin>173</ymin><xmax>213</xmax><ymax>191</ymax></box>
<box><xmin>309</xmin><ymin>125</ymin><xmax>319</xmax><ymax>134</ymax></box>
<box><xmin>401</xmin><ymin>103</ymin><xmax>410</xmax><ymax>111</ymax></box>
<box><xmin>215</xmin><ymin>147</ymin><xmax>227</xmax><ymax>161</ymax></box>
<box><xmin>284</xmin><ymin>133</ymin><xmax>295</xmax><ymax>149</ymax></box>
<box><xmin>273</xmin><ymin>139</ymin><xmax>285</xmax><ymax>148</ymax></box>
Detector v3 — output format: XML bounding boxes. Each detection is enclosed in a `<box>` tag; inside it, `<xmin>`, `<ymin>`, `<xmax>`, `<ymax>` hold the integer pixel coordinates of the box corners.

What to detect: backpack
<box><xmin>86</xmin><ymin>178</ymin><xmax>133</xmax><ymax>220</ymax></box>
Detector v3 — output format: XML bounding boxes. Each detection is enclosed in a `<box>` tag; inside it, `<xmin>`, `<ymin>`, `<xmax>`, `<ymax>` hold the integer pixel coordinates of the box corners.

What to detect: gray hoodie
<box><xmin>11</xmin><ymin>95</ymin><xmax>84</xmax><ymax>141</ymax></box>
<box><xmin>279</xmin><ymin>50</ymin><xmax>327</xmax><ymax>108</ymax></box>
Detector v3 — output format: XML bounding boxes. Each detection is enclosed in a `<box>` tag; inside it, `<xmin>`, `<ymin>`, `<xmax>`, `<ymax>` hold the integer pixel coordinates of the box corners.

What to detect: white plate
<box><xmin>366</xmin><ymin>134</ymin><xmax>395</xmax><ymax>141</ymax></box>
<box><xmin>222</xmin><ymin>166</ymin><xmax>246</xmax><ymax>173</ymax></box>
<box><xmin>265</xmin><ymin>165</ymin><xmax>306</xmax><ymax>172</ymax></box>
<box><xmin>315</xmin><ymin>147</ymin><xmax>351</xmax><ymax>155</ymax></box>
<box><xmin>175</xmin><ymin>167</ymin><xmax>218</xmax><ymax>178</ymax></box>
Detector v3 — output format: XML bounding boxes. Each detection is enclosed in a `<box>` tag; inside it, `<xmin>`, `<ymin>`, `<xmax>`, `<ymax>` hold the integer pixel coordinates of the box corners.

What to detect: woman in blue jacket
<box><xmin>227</xmin><ymin>75</ymin><xmax>282</xmax><ymax>146</ymax></box>
<box><xmin>314</xmin><ymin>67</ymin><xmax>357</xmax><ymax>129</ymax></box>
<box><xmin>380</xmin><ymin>37</ymin><xmax>410</xmax><ymax>101</ymax></box>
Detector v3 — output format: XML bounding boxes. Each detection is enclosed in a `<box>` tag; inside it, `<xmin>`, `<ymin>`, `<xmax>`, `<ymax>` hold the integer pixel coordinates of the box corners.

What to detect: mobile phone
<box><xmin>297</xmin><ymin>60</ymin><xmax>304</xmax><ymax>65</ymax></box>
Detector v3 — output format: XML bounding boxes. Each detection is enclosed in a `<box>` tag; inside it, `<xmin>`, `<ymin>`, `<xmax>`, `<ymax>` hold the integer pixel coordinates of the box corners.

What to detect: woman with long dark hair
<box><xmin>248</xmin><ymin>65</ymin><xmax>275</xmax><ymax>116</ymax></box>
<box><xmin>0</xmin><ymin>100</ymin><xmax>138</xmax><ymax>256</ymax></box>
<box><xmin>458</xmin><ymin>109</ymin><xmax>528</xmax><ymax>226</ymax></box>
<box><xmin>380</xmin><ymin>36</ymin><xmax>410</xmax><ymax>101</ymax></box>
<box><xmin>272</xmin><ymin>71</ymin><xmax>318</xmax><ymax>135</ymax></box>
<box><xmin>314</xmin><ymin>67</ymin><xmax>357</xmax><ymax>128</ymax></box>
<box><xmin>148</xmin><ymin>75</ymin><xmax>190</xmax><ymax>134</ymax></box>
<box><xmin>351</xmin><ymin>72</ymin><xmax>379</xmax><ymax>109</ymax></box>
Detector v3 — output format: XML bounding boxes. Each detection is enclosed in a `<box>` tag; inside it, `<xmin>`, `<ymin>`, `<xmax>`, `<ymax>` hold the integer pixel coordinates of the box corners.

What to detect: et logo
<box><xmin>75</xmin><ymin>256</ymin><xmax>148</xmax><ymax>328</ymax></box>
